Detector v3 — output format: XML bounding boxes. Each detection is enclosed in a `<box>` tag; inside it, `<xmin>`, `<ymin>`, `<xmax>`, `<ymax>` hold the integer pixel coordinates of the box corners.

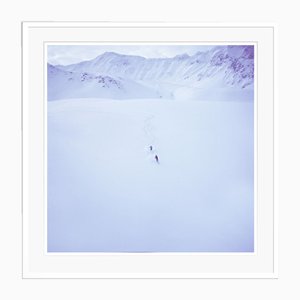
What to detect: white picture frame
<box><xmin>22</xmin><ymin>22</ymin><xmax>276</xmax><ymax>278</ymax></box>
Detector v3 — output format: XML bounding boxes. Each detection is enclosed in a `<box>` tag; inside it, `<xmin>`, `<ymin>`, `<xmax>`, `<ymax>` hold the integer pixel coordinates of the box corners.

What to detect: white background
<box><xmin>0</xmin><ymin>0</ymin><xmax>298</xmax><ymax>299</ymax></box>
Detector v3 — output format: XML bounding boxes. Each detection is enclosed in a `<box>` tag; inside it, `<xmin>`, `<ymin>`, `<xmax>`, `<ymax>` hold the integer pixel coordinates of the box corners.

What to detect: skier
<box><xmin>150</xmin><ymin>145</ymin><xmax>153</xmax><ymax>151</ymax></box>
<box><xmin>155</xmin><ymin>155</ymin><xmax>159</xmax><ymax>164</ymax></box>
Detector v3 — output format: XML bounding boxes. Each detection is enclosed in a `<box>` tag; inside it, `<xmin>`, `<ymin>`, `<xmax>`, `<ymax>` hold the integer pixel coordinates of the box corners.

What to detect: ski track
<box><xmin>51</xmin><ymin>99</ymin><xmax>159</xmax><ymax>164</ymax></box>
<box><xmin>143</xmin><ymin>114</ymin><xmax>160</xmax><ymax>162</ymax></box>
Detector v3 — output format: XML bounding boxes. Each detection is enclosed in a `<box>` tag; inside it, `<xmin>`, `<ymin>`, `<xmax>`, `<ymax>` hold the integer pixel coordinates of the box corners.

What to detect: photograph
<box><xmin>47</xmin><ymin>44</ymin><xmax>255</xmax><ymax>253</ymax></box>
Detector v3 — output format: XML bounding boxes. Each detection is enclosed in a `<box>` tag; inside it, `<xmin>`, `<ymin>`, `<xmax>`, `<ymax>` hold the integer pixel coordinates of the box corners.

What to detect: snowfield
<box><xmin>47</xmin><ymin>97</ymin><xmax>254</xmax><ymax>252</ymax></box>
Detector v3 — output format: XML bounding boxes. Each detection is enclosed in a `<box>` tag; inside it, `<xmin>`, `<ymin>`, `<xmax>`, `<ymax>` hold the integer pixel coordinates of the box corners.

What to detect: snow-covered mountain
<box><xmin>47</xmin><ymin>64</ymin><xmax>159</xmax><ymax>100</ymax></box>
<box><xmin>48</xmin><ymin>46</ymin><xmax>254</xmax><ymax>101</ymax></box>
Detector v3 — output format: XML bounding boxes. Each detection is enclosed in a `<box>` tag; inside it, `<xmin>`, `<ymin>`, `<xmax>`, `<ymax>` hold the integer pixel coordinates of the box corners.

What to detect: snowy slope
<box><xmin>48</xmin><ymin>63</ymin><xmax>158</xmax><ymax>100</ymax></box>
<box><xmin>49</xmin><ymin>46</ymin><xmax>254</xmax><ymax>101</ymax></box>
<box><xmin>48</xmin><ymin>98</ymin><xmax>254</xmax><ymax>252</ymax></box>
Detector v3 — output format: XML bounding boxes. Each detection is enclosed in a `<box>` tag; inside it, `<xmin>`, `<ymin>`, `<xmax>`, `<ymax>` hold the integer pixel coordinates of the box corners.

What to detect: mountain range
<box><xmin>48</xmin><ymin>45</ymin><xmax>254</xmax><ymax>101</ymax></box>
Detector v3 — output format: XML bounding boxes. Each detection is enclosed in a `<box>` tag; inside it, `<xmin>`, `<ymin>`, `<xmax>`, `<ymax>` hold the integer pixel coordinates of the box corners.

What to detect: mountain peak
<box><xmin>174</xmin><ymin>53</ymin><xmax>190</xmax><ymax>60</ymax></box>
<box><xmin>94</xmin><ymin>51</ymin><xmax>121</xmax><ymax>60</ymax></box>
<box><xmin>102</xmin><ymin>51</ymin><xmax>121</xmax><ymax>57</ymax></box>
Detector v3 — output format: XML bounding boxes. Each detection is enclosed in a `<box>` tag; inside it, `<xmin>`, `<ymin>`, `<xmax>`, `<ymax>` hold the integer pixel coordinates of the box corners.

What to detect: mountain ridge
<box><xmin>48</xmin><ymin>46</ymin><xmax>254</xmax><ymax>101</ymax></box>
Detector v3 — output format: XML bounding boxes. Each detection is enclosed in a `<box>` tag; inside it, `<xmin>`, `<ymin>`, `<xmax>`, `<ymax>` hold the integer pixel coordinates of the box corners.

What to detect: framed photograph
<box><xmin>22</xmin><ymin>22</ymin><xmax>276</xmax><ymax>278</ymax></box>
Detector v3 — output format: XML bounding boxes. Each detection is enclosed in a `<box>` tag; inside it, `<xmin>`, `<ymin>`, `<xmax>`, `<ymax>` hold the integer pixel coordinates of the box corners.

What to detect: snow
<box><xmin>47</xmin><ymin>97</ymin><xmax>254</xmax><ymax>252</ymax></box>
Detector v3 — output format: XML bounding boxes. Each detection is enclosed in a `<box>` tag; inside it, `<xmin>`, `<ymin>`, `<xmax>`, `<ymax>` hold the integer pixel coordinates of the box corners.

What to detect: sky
<box><xmin>47</xmin><ymin>45</ymin><xmax>215</xmax><ymax>65</ymax></box>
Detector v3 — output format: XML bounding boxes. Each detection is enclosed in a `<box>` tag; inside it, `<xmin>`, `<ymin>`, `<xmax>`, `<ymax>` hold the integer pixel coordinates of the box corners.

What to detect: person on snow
<box><xmin>150</xmin><ymin>145</ymin><xmax>153</xmax><ymax>151</ymax></box>
<box><xmin>155</xmin><ymin>155</ymin><xmax>159</xmax><ymax>164</ymax></box>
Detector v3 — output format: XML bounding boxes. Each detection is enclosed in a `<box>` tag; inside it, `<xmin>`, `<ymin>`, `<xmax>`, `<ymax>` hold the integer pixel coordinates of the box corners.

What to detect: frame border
<box><xmin>22</xmin><ymin>22</ymin><xmax>277</xmax><ymax>279</ymax></box>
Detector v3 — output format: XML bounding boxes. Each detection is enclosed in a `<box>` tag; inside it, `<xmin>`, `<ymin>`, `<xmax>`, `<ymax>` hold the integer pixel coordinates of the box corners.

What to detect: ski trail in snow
<box><xmin>143</xmin><ymin>114</ymin><xmax>156</xmax><ymax>146</ymax></box>
<box><xmin>143</xmin><ymin>114</ymin><xmax>160</xmax><ymax>164</ymax></box>
<box><xmin>50</xmin><ymin>100</ymin><xmax>160</xmax><ymax>164</ymax></box>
